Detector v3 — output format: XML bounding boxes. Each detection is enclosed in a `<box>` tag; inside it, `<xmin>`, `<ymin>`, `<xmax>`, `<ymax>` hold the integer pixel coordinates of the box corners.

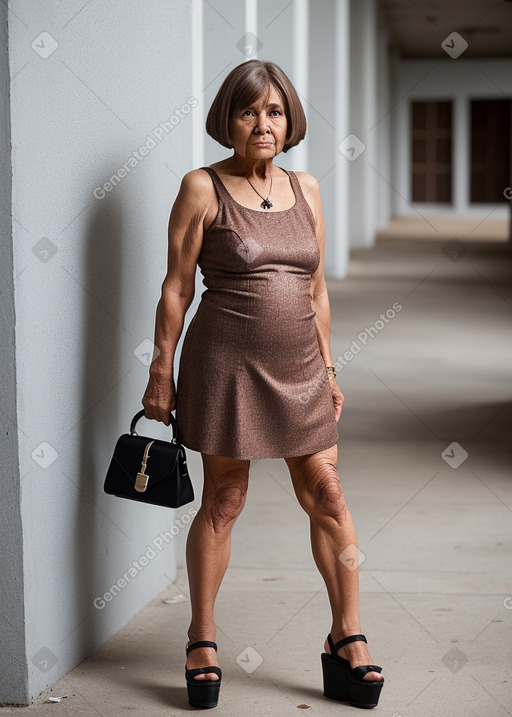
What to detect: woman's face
<box><xmin>229</xmin><ymin>85</ymin><xmax>288</xmax><ymax>159</ymax></box>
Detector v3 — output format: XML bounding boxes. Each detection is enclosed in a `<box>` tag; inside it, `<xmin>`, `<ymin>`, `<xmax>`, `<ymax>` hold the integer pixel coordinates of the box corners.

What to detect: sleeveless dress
<box><xmin>175</xmin><ymin>166</ymin><xmax>339</xmax><ymax>460</ymax></box>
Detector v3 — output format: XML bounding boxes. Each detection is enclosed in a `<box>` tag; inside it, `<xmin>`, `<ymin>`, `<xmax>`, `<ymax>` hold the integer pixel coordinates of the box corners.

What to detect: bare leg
<box><xmin>285</xmin><ymin>445</ymin><xmax>383</xmax><ymax>682</ymax></box>
<box><xmin>185</xmin><ymin>454</ymin><xmax>250</xmax><ymax>681</ymax></box>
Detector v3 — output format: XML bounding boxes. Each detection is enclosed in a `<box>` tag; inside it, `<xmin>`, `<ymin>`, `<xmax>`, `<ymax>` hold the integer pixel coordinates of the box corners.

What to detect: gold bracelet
<box><xmin>326</xmin><ymin>365</ymin><xmax>336</xmax><ymax>378</ymax></box>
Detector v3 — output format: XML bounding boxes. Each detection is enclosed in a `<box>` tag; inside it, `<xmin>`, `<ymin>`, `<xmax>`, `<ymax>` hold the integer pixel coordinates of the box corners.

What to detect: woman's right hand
<box><xmin>141</xmin><ymin>374</ymin><xmax>176</xmax><ymax>426</ymax></box>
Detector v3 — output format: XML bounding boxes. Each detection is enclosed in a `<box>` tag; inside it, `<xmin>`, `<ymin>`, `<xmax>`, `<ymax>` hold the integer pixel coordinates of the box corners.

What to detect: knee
<box><xmin>204</xmin><ymin>475</ymin><xmax>248</xmax><ymax>533</ymax></box>
<box><xmin>301</xmin><ymin>463</ymin><xmax>347</xmax><ymax>524</ymax></box>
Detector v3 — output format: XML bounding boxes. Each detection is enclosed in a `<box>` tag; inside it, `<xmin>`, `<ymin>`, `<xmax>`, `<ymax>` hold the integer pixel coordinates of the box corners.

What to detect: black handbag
<box><xmin>104</xmin><ymin>409</ymin><xmax>194</xmax><ymax>508</ymax></box>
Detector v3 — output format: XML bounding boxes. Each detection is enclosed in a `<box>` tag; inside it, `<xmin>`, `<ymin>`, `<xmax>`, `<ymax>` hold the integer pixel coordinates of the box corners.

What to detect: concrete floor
<box><xmin>4</xmin><ymin>236</ymin><xmax>512</xmax><ymax>716</ymax></box>
<box><xmin>376</xmin><ymin>215</ymin><xmax>510</xmax><ymax>242</ymax></box>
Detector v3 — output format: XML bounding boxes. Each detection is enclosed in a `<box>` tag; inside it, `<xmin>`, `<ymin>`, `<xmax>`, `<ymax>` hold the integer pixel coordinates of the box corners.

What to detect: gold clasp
<box><xmin>134</xmin><ymin>440</ymin><xmax>155</xmax><ymax>492</ymax></box>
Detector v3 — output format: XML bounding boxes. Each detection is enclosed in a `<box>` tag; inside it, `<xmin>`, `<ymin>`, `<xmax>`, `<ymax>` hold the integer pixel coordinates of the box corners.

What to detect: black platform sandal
<box><xmin>321</xmin><ymin>634</ymin><xmax>383</xmax><ymax>709</ymax></box>
<box><xmin>185</xmin><ymin>640</ymin><xmax>222</xmax><ymax>709</ymax></box>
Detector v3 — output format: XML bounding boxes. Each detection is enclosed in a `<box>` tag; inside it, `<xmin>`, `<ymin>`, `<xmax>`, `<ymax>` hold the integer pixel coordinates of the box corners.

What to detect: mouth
<box><xmin>254</xmin><ymin>142</ymin><xmax>273</xmax><ymax>147</ymax></box>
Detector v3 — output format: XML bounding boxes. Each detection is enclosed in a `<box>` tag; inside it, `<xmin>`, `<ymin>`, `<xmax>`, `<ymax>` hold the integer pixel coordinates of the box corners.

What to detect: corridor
<box><xmin>5</xmin><ymin>235</ymin><xmax>511</xmax><ymax>716</ymax></box>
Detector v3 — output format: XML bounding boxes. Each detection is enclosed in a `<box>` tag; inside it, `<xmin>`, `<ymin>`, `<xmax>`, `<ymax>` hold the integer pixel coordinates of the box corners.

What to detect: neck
<box><xmin>233</xmin><ymin>152</ymin><xmax>274</xmax><ymax>179</ymax></box>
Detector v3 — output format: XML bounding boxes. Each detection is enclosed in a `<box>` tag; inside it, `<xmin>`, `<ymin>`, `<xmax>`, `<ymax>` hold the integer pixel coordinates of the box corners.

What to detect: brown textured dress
<box><xmin>175</xmin><ymin>166</ymin><xmax>339</xmax><ymax>460</ymax></box>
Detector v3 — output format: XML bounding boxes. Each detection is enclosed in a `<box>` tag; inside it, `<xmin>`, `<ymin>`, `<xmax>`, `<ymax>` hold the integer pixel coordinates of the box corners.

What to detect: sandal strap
<box><xmin>352</xmin><ymin>664</ymin><xmax>382</xmax><ymax>679</ymax></box>
<box><xmin>186</xmin><ymin>665</ymin><xmax>222</xmax><ymax>680</ymax></box>
<box><xmin>186</xmin><ymin>640</ymin><xmax>218</xmax><ymax>655</ymax></box>
<box><xmin>327</xmin><ymin>633</ymin><xmax>367</xmax><ymax>655</ymax></box>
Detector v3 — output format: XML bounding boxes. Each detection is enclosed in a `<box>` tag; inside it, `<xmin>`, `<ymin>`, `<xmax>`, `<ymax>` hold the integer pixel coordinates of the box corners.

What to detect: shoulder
<box><xmin>291</xmin><ymin>170</ymin><xmax>319</xmax><ymax>195</ymax></box>
<box><xmin>175</xmin><ymin>168</ymin><xmax>217</xmax><ymax>229</ymax></box>
<box><xmin>290</xmin><ymin>170</ymin><xmax>323</xmax><ymax>225</ymax></box>
<box><xmin>180</xmin><ymin>167</ymin><xmax>216</xmax><ymax>195</ymax></box>
<box><xmin>176</xmin><ymin>168</ymin><xmax>217</xmax><ymax>211</ymax></box>
<box><xmin>291</xmin><ymin>170</ymin><xmax>322</xmax><ymax>205</ymax></box>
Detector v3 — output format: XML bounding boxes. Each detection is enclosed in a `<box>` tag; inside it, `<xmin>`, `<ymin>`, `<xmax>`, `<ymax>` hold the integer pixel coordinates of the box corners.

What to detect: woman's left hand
<box><xmin>329</xmin><ymin>376</ymin><xmax>344</xmax><ymax>422</ymax></box>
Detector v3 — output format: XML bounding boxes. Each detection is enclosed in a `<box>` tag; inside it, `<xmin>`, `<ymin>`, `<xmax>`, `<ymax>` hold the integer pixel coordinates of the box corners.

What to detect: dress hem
<box><xmin>179</xmin><ymin>436</ymin><xmax>339</xmax><ymax>461</ymax></box>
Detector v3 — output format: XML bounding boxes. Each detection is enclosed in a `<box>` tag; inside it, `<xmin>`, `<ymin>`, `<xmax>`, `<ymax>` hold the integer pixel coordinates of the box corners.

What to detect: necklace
<box><xmin>234</xmin><ymin>157</ymin><xmax>273</xmax><ymax>210</ymax></box>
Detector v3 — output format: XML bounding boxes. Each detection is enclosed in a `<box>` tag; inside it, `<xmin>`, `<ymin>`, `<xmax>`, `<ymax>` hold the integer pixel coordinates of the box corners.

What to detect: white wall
<box><xmin>3</xmin><ymin>0</ymin><xmax>196</xmax><ymax>703</ymax></box>
<box><xmin>391</xmin><ymin>58</ymin><xmax>512</xmax><ymax>218</ymax></box>
<box><xmin>0</xmin><ymin>0</ymin><xmax>27</xmax><ymax>705</ymax></box>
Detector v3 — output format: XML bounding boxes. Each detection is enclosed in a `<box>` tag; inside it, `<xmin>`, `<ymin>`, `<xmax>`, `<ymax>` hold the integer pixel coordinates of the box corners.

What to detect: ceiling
<box><xmin>379</xmin><ymin>0</ymin><xmax>512</xmax><ymax>57</ymax></box>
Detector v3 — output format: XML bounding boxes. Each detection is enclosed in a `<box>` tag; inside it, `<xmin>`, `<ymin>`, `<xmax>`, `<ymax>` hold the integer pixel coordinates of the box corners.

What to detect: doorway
<box><xmin>470</xmin><ymin>99</ymin><xmax>511</xmax><ymax>203</ymax></box>
<box><xmin>411</xmin><ymin>100</ymin><xmax>452</xmax><ymax>203</ymax></box>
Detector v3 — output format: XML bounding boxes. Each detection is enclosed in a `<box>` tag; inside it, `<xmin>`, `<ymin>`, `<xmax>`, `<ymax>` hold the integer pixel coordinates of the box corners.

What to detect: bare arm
<box><xmin>142</xmin><ymin>169</ymin><xmax>212</xmax><ymax>424</ymax></box>
<box><xmin>296</xmin><ymin>172</ymin><xmax>344</xmax><ymax>422</ymax></box>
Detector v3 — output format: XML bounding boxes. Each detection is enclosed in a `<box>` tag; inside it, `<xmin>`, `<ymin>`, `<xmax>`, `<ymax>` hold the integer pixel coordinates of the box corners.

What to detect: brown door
<box><xmin>470</xmin><ymin>99</ymin><xmax>511</xmax><ymax>203</ymax></box>
<box><xmin>411</xmin><ymin>100</ymin><xmax>452</xmax><ymax>203</ymax></box>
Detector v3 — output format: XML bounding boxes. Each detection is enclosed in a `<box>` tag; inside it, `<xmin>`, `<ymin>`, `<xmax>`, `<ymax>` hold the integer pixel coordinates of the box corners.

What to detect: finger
<box><xmin>333</xmin><ymin>398</ymin><xmax>340</xmax><ymax>422</ymax></box>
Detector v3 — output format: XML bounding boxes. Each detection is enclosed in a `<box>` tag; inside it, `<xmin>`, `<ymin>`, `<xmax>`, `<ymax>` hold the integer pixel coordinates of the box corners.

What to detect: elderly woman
<box><xmin>142</xmin><ymin>60</ymin><xmax>384</xmax><ymax>710</ymax></box>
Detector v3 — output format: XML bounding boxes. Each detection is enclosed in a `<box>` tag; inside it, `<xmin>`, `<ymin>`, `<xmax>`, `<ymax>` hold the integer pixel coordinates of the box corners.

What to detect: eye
<box><xmin>242</xmin><ymin>109</ymin><xmax>254</xmax><ymax>117</ymax></box>
<box><xmin>269</xmin><ymin>109</ymin><xmax>282</xmax><ymax>117</ymax></box>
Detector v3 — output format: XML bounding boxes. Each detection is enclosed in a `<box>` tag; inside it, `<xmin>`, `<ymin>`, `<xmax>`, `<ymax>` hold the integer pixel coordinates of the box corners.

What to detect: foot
<box><xmin>185</xmin><ymin>643</ymin><xmax>220</xmax><ymax>682</ymax></box>
<box><xmin>324</xmin><ymin>635</ymin><xmax>384</xmax><ymax>683</ymax></box>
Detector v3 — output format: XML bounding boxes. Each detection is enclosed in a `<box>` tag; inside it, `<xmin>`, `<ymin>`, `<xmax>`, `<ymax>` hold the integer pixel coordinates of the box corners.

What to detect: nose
<box><xmin>254</xmin><ymin>112</ymin><xmax>270</xmax><ymax>135</ymax></box>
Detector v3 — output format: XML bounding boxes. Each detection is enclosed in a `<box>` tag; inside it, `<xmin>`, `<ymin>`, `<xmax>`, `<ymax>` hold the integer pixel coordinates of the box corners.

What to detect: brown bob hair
<box><xmin>206</xmin><ymin>60</ymin><xmax>306</xmax><ymax>153</ymax></box>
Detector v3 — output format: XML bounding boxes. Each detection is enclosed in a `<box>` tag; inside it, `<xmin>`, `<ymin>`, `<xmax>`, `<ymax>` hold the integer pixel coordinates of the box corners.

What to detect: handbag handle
<box><xmin>130</xmin><ymin>409</ymin><xmax>178</xmax><ymax>442</ymax></box>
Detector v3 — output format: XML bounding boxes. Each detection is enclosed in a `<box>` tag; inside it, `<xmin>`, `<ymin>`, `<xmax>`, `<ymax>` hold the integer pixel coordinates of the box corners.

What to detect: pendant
<box><xmin>261</xmin><ymin>198</ymin><xmax>273</xmax><ymax>210</ymax></box>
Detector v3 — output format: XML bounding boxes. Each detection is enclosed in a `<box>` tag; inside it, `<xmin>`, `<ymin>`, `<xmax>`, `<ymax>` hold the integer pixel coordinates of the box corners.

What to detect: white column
<box><xmin>348</xmin><ymin>0</ymin><xmax>378</xmax><ymax>248</ymax></box>
<box><xmin>453</xmin><ymin>94</ymin><xmax>468</xmax><ymax>214</ymax></box>
<box><xmin>245</xmin><ymin>0</ymin><xmax>258</xmax><ymax>48</ymax></box>
<box><xmin>333</xmin><ymin>0</ymin><xmax>351</xmax><ymax>276</ymax></box>
<box><xmin>389</xmin><ymin>50</ymin><xmax>410</xmax><ymax>216</ymax></box>
<box><xmin>308</xmin><ymin>0</ymin><xmax>350</xmax><ymax>279</ymax></box>
<box><xmin>292</xmin><ymin>0</ymin><xmax>309</xmax><ymax>171</ymax></box>
<box><xmin>375</xmin><ymin>20</ymin><xmax>391</xmax><ymax>230</ymax></box>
